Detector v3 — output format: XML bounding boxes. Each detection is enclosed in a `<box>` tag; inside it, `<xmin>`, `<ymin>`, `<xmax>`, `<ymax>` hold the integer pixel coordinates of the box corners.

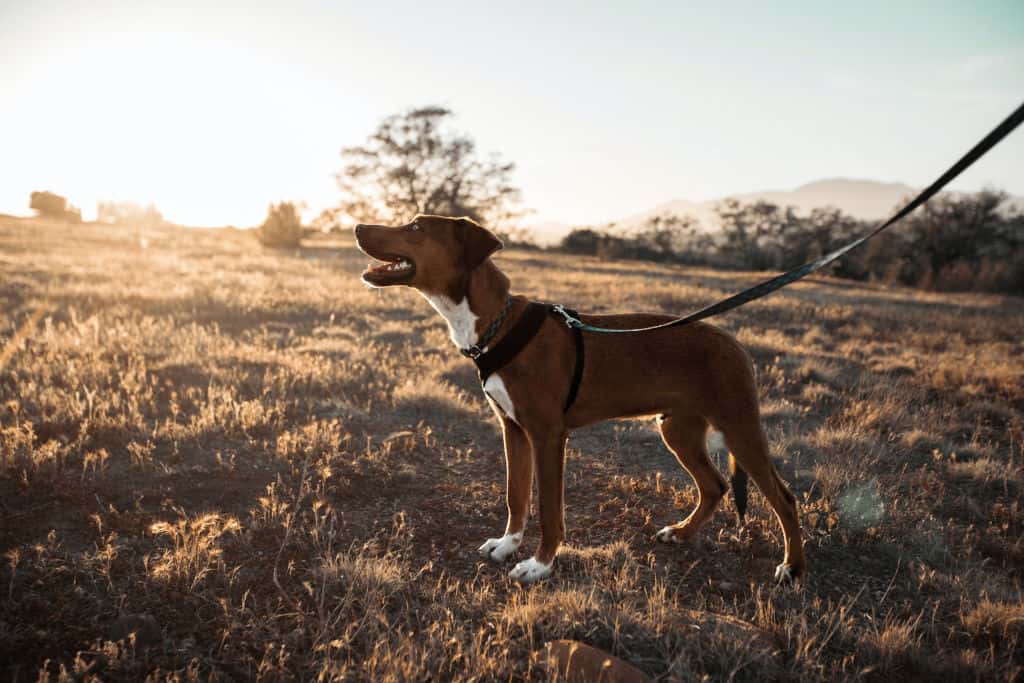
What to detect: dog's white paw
<box><xmin>508</xmin><ymin>556</ymin><xmax>552</xmax><ymax>583</ymax></box>
<box><xmin>656</xmin><ymin>525</ymin><xmax>682</xmax><ymax>543</ymax></box>
<box><xmin>478</xmin><ymin>532</ymin><xmax>522</xmax><ymax>563</ymax></box>
<box><xmin>774</xmin><ymin>563</ymin><xmax>794</xmax><ymax>583</ymax></box>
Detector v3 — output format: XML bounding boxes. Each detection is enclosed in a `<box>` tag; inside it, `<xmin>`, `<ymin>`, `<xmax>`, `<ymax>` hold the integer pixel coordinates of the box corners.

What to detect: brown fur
<box><xmin>354</xmin><ymin>215</ymin><xmax>805</xmax><ymax>580</ymax></box>
<box><xmin>540</xmin><ymin>640</ymin><xmax>650</xmax><ymax>682</ymax></box>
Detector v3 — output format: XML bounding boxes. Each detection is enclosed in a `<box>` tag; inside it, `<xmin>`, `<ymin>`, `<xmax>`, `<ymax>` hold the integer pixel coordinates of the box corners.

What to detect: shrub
<box><xmin>257</xmin><ymin>202</ymin><xmax>303</xmax><ymax>248</ymax></box>
<box><xmin>29</xmin><ymin>190</ymin><xmax>81</xmax><ymax>222</ymax></box>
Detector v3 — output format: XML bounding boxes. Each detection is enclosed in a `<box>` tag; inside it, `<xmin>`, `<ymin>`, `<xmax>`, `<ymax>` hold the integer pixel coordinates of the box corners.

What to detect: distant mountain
<box><xmin>737</xmin><ymin>178</ymin><xmax>921</xmax><ymax>219</ymax></box>
<box><xmin>612</xmin><ymin>179</ymin><xmax>923</xmax><ymax>232</ymax></box>
<box><xmin>525</xmin><ymin>178</ymin><xmax>1023</xmax><ymax>243</ymax></box>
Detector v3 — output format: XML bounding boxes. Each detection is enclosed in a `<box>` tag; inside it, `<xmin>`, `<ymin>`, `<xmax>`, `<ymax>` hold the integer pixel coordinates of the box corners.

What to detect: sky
<box><xmin>1</xmin><ymin>1</ymin><xmax>1022</xmax><ymax>228</ymax></box>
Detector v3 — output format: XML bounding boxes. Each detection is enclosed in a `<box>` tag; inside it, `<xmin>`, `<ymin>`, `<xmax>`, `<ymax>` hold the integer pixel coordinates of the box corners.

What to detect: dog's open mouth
<box><xmin>362</xmin><ymin>254</ymin><xmax>416</xmax><ymax>285</ymax></box>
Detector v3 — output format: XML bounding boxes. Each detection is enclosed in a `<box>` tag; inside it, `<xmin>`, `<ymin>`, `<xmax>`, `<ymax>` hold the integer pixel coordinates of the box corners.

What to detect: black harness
<box><xmin>463</xmin><ymin>301</ymin><xmax>584</xmax><ymax>413</ymax></box>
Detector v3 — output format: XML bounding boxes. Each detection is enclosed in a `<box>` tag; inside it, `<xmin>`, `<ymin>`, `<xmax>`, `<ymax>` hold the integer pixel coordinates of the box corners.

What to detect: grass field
<box><xmin>1</xmin><ymin>217</ymin><xmax>1022</xmax><ymax>681</ymax></box>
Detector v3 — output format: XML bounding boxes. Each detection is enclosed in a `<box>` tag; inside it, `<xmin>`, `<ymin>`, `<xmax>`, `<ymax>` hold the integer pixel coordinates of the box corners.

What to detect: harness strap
<box><xmin>472</xmin><ymin>302</ymin><xmax>585</xmax><ymax>414</ymax></box>
<box><xmin>561</xmin><ymin>308</ymin><xmax>585</xmax><ymax>412</ymax></box>
<box><xmin>474</xmin><ymin>302</ymin><xmax>550</xmax><ymax>383</ymax></box>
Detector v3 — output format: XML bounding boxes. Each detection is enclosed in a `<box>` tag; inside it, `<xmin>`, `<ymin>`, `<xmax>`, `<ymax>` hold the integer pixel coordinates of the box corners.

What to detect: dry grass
<box><xmin>1</xmin><ymin>216</ymin><xmax>1022</xmax><ymax>681</ymax></box>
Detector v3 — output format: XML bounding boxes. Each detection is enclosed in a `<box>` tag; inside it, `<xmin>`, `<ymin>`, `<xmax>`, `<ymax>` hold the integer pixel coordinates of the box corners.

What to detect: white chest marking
<box><xmin>419</xmin><ymin>292</ymin><xmax>516</xmax><ymax>419</ymax></box>
<box><xmin>483</xmin><ymin>374</ymin><xmax>516</xmax><ymax>420</ymax></box>
<box><xmin>419</xmin><ymin>293</ymin><xmax>479</xmax><ymax>350</ymax></box>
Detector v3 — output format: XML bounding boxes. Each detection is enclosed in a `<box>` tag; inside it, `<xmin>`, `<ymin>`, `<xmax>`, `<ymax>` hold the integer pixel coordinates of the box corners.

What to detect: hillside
<box><xmin>1</xmin><ymin>218</ymin><xmax>1022</xmax><ymax>680</ymax></box>
<box><xmin>622</xmin><ymin>179</ymin><xmax>919</xmax><ymax>229</ymax></box>
<box><xmin>529</xmin><ymin>178</ymin><xmax>1024</xmax><ymax>241</ymax></box>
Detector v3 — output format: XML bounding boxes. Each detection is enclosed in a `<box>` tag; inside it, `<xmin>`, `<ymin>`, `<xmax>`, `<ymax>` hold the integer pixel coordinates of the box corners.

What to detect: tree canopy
<box><xmin>334</xmin><ymin>106</ymin><xmax>521</xmax><ymax>227</ymax></box>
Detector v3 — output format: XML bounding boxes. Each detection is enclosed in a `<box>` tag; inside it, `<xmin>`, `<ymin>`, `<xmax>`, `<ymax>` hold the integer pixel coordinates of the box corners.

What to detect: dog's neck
<box><xmin>419</xmin><ymin>261</ymin><xmax>512</xmax><ymax>352</ymax></box>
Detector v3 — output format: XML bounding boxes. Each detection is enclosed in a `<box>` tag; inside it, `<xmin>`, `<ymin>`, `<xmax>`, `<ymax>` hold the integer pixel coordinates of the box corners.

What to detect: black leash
<box><xmin>553</xmin><ymin>100</ymin><xmax>1024</xmax><ymax>334</ymax></box>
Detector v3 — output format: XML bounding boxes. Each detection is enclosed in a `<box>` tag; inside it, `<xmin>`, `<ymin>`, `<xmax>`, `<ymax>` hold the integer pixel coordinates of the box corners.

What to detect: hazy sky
<box><xmin>1</xmin><ymin>1</ymin><xmax>1022</xmax><ymax>227</ymax></box>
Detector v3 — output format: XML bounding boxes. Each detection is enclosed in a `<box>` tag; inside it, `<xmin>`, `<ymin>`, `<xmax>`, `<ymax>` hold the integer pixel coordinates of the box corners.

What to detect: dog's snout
<box><xmin>354</xmin><ymin>224</ymin><xmax>366</xmax><ymax>238</ymax></box>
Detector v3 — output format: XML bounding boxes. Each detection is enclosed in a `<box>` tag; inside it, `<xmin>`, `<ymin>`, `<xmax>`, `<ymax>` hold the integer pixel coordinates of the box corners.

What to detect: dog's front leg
<box><xmin>479</xmin><ymin>417</ymin><xmax>532</xmax><ymax>563</ymax></box>
<box><xmin>509</xmin><ymin>428</ymin><xmax>567</xmax><ymax>583</ymax></box>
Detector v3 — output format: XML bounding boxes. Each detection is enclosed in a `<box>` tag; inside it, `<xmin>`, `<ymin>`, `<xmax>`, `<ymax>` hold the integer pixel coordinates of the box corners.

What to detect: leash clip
<box><xmin>551</xmin><ymin>304</ymin><xmax>581</xmax><ymax>328</ymax></box>
<box><xmin>461</xmin><ymin>344</ymin><xmax>485</xmax><ymax>359</ymax></box>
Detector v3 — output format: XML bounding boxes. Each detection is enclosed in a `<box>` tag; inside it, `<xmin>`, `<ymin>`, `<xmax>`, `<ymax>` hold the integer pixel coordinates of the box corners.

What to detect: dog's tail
<box><xmin>728</xmin><ymin>453</ymin><xmax>748</xmax><ymax>524</ymax></box>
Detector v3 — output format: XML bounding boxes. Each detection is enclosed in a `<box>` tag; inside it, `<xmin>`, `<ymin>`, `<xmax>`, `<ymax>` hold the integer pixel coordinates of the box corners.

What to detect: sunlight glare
<box><xmin>9</xmin><ymin>33</ymin><xmax>349</xmax><ymax>226</ymax></box>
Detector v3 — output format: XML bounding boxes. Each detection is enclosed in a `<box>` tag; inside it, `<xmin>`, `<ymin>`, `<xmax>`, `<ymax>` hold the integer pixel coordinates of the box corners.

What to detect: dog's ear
<box><xmin>458</xmin><ymin>218</ymin><xmax>503</xmax><ymax>269</ymax></box>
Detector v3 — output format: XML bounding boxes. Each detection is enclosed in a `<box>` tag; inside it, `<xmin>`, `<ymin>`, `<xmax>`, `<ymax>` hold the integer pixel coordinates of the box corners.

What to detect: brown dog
<box><xmin>354</xmin><ymin>215</ymin><xmax>804</xmax><ymax>583</ymax></box>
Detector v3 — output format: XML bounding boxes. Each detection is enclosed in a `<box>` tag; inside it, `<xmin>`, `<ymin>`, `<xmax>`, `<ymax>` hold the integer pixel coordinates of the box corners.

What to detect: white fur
<box><xmin>655</xmin><ymin>525</ymin><xmax>683</xmax><ymax>543</ymax></box>
<box><xmin>419</xmin><ymin>293</ymin><xmax>479</xmax><ymax>350</ymax></box>
<box><xmin>483</xmin><ymin>374</ymin><xmax>516</xmax><ymax>420</ymax></box>
<box><xmin>478</xmin><ymin>532</ymin><xmax>522</xmax><ymax>562</ymax></box>
<box><xmin>509</xmin><ymin>556</ymin><xmax>552</xmax><ymax>583</ymax></box>
<box><xmin>707</xmin><ymin>430</ymin><xmax>726</xmax><ymax>452</ymax></box>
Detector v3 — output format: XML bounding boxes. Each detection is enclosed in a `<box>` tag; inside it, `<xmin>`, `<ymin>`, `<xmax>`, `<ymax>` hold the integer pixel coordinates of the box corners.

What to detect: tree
<box><xmin>715</xmin><ymin>199</ymin><xmax>797</xmax><ymax>270</ymax></box>
<box><xmin>560</xmin><ymin>228</ymin><xmax>603</xmax><ymax>255</ymax></box>
<box><xmin>257</xmin><ymin>202</ymin><xmax>304</xmax><ymax>248</ymax></box>
<box><xmin>778</xmin><ymin>207</ymin><xmax>872</xmax><ymax>280</ymax></box>
<box><xmin>30</xmin><ymin>191</ymin><xmax>81</xmax><ymax>222</ymax></box>
<box><xmin>877</xmin><ymin>190</ymin><xmax>1021</xmax><ymax>291</ymax></box>
<box><xmin>335</xmin><ymin>106</ymin><xmax>522</xmax><ymax>227</ymax></box>
<box><xmin>632</xmin><ymin>214</ymin><xmax>706</xmax><ymax>263</ymax></box>
<box><xmin>907</xmin><ymin>190</ymin><xmax>1009</xmax><ymax>273</ymax></box>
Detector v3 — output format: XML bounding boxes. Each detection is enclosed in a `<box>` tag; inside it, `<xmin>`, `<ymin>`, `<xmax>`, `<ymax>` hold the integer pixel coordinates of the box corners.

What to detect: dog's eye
<box><xmin>409</xmin><ymin>222</ymin><xmax>420</xmax><ymax>231</ymax></box>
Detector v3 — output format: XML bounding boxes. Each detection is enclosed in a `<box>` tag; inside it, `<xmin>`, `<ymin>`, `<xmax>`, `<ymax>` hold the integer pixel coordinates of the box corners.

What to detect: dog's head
<box><xmin>354</xmin><ymin>215</ymin><xmax>503</xmax><ymax>294</ymax></box>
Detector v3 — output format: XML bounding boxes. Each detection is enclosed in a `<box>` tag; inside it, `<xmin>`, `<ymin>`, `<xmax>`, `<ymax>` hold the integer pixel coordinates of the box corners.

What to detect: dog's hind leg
<box><xmin>655</xmin><ymin>414</ymin><xmax>728</xmax><ymax>544</ymax></box>
<box><xmin>479</xmin><ymin>417</ymin><xmax>532</xmax><ymax>563</ymax></box>
<box><xmin>720</xmin><ymin>419</ymin><xmax>806</xmax><ymax>582</ymax></box>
